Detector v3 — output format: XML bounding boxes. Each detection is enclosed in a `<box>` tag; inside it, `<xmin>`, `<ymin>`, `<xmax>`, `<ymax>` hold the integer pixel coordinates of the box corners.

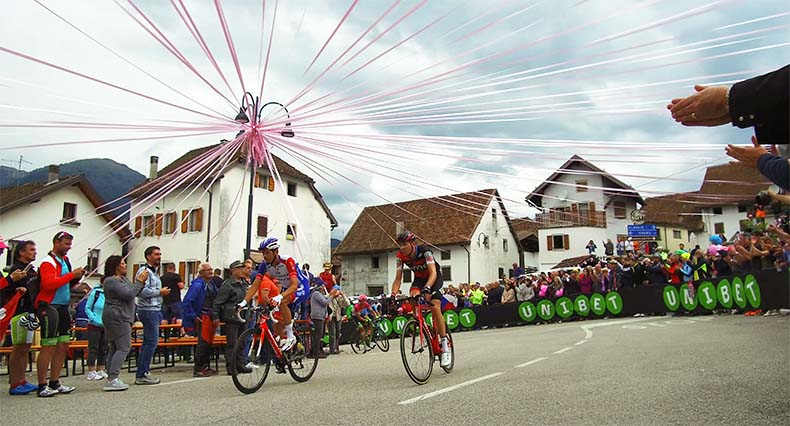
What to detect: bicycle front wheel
<box><xmin>231</xmin><ymin>327</ymin><xmax>271</xmax><ymax>394</ymax></box>
<box><xmin>399</xmin><ymin>318</ymin><xmax>433</xmax><ymax>385</ymax></box>
<box><xmin>375</xmin><ymin>326</ymin><xmax>390</xmax><ymax>352</ymax></box>
<box><xmin>286</xmin><ymin>326</ymin><xmax>318</xmax><ymax>382</ymax></box>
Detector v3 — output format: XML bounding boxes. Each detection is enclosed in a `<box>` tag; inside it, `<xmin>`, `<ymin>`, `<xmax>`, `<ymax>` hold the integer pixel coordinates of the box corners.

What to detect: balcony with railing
<box><xmin>535</xmin><ymin>209</ymin><xmax>607</xmax><ymax>228</ymax></box>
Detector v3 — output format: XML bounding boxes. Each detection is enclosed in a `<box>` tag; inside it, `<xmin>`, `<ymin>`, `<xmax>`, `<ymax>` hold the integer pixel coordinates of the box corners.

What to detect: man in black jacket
<box><xmin>212</xmin><ymin>261</ymin><xmax>251</xmax><ymax>375</ymax></box>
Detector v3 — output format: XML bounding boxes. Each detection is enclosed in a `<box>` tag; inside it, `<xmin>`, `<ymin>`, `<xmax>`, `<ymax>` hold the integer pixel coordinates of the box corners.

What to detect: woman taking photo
<box><xmin>102</xmin><ymin>255</ymin><xmax>148</xmax><ymax>391</ymax></box>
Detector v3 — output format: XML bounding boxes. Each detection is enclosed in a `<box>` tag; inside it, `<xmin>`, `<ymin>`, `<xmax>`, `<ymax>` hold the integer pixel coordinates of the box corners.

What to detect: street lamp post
<box><xmin>235</xmin><ymin>92</ymin><xmax>294</xmax><ymax>259</ymax></box>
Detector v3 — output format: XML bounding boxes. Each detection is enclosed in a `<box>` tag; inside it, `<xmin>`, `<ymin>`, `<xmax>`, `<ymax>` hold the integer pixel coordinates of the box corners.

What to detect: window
<box><xmin>492</xmin><ymin>208</ymin><xmax>497</xmax><ymax>221</ymax></box>
<box><xmin>738</xmin><ymin>205</ymin><xmax>747</xmax><ymax>213</ymax></box>
<box><xmin>188</xmin><ymin>209</ymin><xmax>203</xmax><ymax>232</ymax></box>
<box><xmin>254</xmin><ymin>173</ymin><xmax>272</xmax><ymax>189</ymax></box>
<box><xmin>441</xmin><ymin>266</ymin><xmax>452</xmax><ymax>281</ymax></box>
<box><xmin>547</xmin><ymin>234</ymin><xmax>569</xmax><ymax>251</ymax></box>
<box><xmin>143</xmin><ymin>215</ymin><xmax>155</xmax><ymax>236</ymax></box>
<box><xmin>62</xmin><ymin>202</ymin><xmax>77</xmax><ymax>220</ymax></box>
<box><xmin>287</xmin><ymin>182</ymin><xmax>297</xmax><ymax>197</ymax></box>
<box><xmin>368</xmin><ymin>286</ymin><xmax>384</xmax><ymax>296</ymax></box>
<box><xmin>185</xmin><ymin>261</ymin><xmax>200</xmax><ymax>284</ymax></box>
<box><xmin>257</xmin><ymin>216</ymin><xmax>268</xmax><ymax>237</ymax></box>
<box><xmin>672</xmin><ymin>230</ymin><xmax>682</xmax><ymax>239</ymax></box>
<box><xmin>498</xmin><ymin>267</ymin><xmax>505</xmax><ymax>279</ymax></box>
<box><xmin>712</xmin><ymin>207</ymin><xmax>723</xmax><ymax>215</ymax></box>
<box><xmin>402</xmin><ymin>269</ymin><xmax>412</xmax><ymax>283</ymax></box>
<box><xmin>4</xmin><ymin>240</ymin><xmax>21</xmax><ymax>267</ymax></box>
<box><xmin>613</xmin><ymin>201</ymin><xmax>627</xmax><ymax>219</ymax></box>
<box><xmin>576</xmin><ymin>179</ymin><xmax>588</xmax><ymax>192</ymax></box>
<box><xmin>87</xmin><ymin>249</ymin><xmax>100</xmax><ymax>274</ymax></box>
<box><xmin>714</xmin><ymin>222</ymin><xmax>725</xmax><ymax>234</ymax></box>
<box><xmin>440</xmin><ymin>250</ymin><xmax>451</xmax><ymax>261</ymax></box>
<box><xmin>371</xmin><ymin>256</ymin><xmax>380</xmax><ymax>269</ymax></box>
<box><xmin>163</xmin><ymin>212</ymin><xmax>177</xmax><ymax>234</ymax></box>
<box><xmin>503</xmin><ymin>239</ymin><xmax>509</xmax><ymax>252</ymax></box>
<box><xmin>286</xmin><ymin>224</ymin><xmax>296</xmax><ymax>240</ymax></box>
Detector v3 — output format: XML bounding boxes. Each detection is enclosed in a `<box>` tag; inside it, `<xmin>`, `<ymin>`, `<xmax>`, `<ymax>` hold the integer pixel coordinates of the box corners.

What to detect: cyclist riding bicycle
<box><xmin>390</xmin><ymin>231</ymin><xmax>451</xmax><ymax>368</ymax></box>
<box><xmin>353</xmin><ymin>294</ymin><xmax>379</xmax><ymax>341</ymax></box>
<box><xmin>241</xmin><ymin>238</ymin><xmax>299</xmax><ymax>351</ymax></box>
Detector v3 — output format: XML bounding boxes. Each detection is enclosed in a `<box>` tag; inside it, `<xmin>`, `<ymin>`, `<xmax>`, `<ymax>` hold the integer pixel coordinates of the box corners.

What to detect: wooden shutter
<box><xmin>181</xmin><ymin>210</ymin><xmax>189</xmax><ymax>233</ymax></box>
<box><xmin>257</xmin><ymin>216</ymin><xmax>268</xmax><ymax>237</ymax></box>
<box><xmin>154</xmin><ymin>213</ymin><xmax>163</xmax><ymax>236</ymax></box>
<box><xmin>268</xmin><ymin>177</ymin><xmax>275</xmax><ymax>192</ymax></box>
<box><xmin>179</xmin><ymin>261</ymin><xmax>186</xmax><ymax>279</ymax></box>
<box><xmin>133</xmin><ymin>264</ymin><xmax>140</xmax><ymax>277</ymax></box>
<box><xmin>195</xmin><ymin>208</ymin><xmax>204</xmax><ymax>231</ymax></box>
<box><xmin>563</xmin><ymin>234</ymin><xmax>570</xmax><ymax>250</ymax></box>
<box><xmin>134</xmin><ymin>216</ymin><xmax>142</xmax><ymax>238</ymax></box>
<box><xmin>589</xmin><ymin>202</ymin><xmax>595</xmax><ymax>211</ymax></box>
<box><xmin>547</xmin><ymin>235</ymin><xmax>554</xmax><ymax>251</ymax></box>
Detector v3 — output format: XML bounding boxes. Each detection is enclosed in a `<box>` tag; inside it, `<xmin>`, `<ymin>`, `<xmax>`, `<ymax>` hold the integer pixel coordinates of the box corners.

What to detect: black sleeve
<box><xmin>729</xmin><ymin>65</ymin><xmax>789</xmax><ymax>145</ymax></box>
<box><xmin>757</xmin><ymin>153</ymin><xmax>790</xmax><ymax>190</ymax></box>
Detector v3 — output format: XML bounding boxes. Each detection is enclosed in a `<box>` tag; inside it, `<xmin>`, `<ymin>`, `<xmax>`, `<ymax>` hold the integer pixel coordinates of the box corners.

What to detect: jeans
<box><xmin>86</xmin><ymin>326</ymin><xmax>107</xmax><ymax>367</ymax></box>
<box><xmin>328</xmin><ymin>318</ymin><xmax>342</xmax><ymax>353</ymax></box>
<box><xmin>136</xmin><ymin>309</ymin><xmax>161</xmax><ymax>378</ymax></box>
<box><xmin>310</xmin><ymin>319</ymin><xmax>324</xmax><ymax>355</ymax></box>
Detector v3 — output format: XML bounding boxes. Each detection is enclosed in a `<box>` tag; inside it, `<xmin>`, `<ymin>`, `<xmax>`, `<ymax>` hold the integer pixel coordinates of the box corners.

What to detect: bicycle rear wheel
<box><xmin>231</xmin><ymin>327</ymin><xmax>271</xmax><ymax>394</ymax></box>
<box><xmin>350</xmin><ymin>329</ymin><xmax>366</xmax><ymax>354</ymax></box>
<box><xmin>375</xmin><ymin>326</ymin><xmax>390</xmax><ymax>352</ymax></box>
<box><xmin>287</xmin><ymin>327</ymin><xmax>318</xmax><ymax>382</ymax></box>
<box><xmin>441</xmin><ymin>330</ymin><xmax>454</xmax><ymax>373</ymax></box>
<box><xmin>399</xmin><ymin>318</ymin><xmax>433</xmax><ymax>385</ymax></box>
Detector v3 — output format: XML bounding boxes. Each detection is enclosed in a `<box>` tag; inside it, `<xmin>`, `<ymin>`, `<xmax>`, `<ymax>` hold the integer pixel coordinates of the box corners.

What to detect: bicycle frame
<box><xmin>406</xmin><ymin>297</ymin><xmax>441</xmax><ymax>356</ymax></box>
<box><xmin>250</xmin><ymin>310</ymin><xmax>285</xmax><ymax>361</ymax></box>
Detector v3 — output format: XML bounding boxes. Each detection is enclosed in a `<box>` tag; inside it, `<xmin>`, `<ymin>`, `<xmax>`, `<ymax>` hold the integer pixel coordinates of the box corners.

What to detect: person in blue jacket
<box><xmin>182</xmin><ymin>263</ymin><xmax>219</xmax><ymax>377</ymax></box>
<box><xmin>85</xmin><ymin>282</ymin><xmax>107</xmax><ymax>381</ymax></box>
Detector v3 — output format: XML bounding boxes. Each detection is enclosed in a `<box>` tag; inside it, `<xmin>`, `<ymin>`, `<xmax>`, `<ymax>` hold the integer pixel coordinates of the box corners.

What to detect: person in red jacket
<box><xmin>34</xmin><ymin>231</ymin><xmax>85</xmax><ymax>397</ymax></box>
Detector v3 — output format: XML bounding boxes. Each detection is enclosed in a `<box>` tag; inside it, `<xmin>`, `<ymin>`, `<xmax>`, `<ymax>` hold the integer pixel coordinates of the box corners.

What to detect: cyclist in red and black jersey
<box><xmin>390</xmin><ymin>231</ymin><xmax>451</xmax><ymax>367</ymax></box>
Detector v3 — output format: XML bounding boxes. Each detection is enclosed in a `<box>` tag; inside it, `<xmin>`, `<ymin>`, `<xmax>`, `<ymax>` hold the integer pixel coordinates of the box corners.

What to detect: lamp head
<box><xmin>234</xmin><ymin>107</ymin><xmax>250</xmax><ymax>124</ymax></box>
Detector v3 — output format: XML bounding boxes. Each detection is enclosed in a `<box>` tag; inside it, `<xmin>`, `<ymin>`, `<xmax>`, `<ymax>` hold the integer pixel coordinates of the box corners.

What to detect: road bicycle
<box><xmin>369</xmin><ymin>315</ymin><xmax>390</xmax><ymax>352</ymax></box>
<box><xmin>397</xmin><ymin>295</ymin><xmax>454</xmax><ymax>385</ymax></box>
<box><xmin>231</xmin><ymin>304</ymin><xmax>317</xmax><ymax>394</ymax></box>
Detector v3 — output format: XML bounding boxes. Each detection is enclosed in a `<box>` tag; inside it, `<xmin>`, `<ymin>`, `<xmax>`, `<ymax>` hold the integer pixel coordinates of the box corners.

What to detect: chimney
<box><xmin>46</xmin><ymin>165</ymin><xmax>60</xmax><ymax>184</ymax></box>
<box><xmin>149</xmin><ymin>156</ymin><xmax>159</xmax><ymax>180</ymax></box>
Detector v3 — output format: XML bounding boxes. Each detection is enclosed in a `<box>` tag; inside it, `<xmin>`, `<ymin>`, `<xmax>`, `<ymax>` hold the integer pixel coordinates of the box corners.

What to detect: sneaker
<box><xmin>275</xmin><ymin>362</ymin><xmax>286</xmax><ymax>374</ymax></box>
<box><xmin>236</xmin><ymin>365</ymin><xmax>253</xmax><ymax>374</ymax></box>
<box><xmin>9</xmin><ymin>383</ymin><xmax>36</xmax><ymax>395</ymax></box>
<box><xmin>193</xmin><ymin>369</ymin><xmax>213</xmax><ymax>377</ymax></box>
<box><xmin>86</xmin><ymin>371</ymin><xmax>97</xmax><ymax>381</ymax></box>
<box><xmin>134</xmin><ymin>373</ymin><xmax>160</xmax><ymax>385</ymax></box>
<box><xmin>440</xmin><ymin>351</ymin><xmax>452</xmax><ymax>368</ymax></box>
<box><xmin>244</xmin><ymin>362</ymin><xmax>257</xmax><ymax>370</ymax></box>
<box><xmin>280</xmin><ymin>335</ymin><xmax>296</xmax><ymax>351</ymax></box>
<box><xmin>97</xmin><ymin>370</ymin><xmax>109</xmax><ymax>380</ymax></box>
<box><xmin>38</xmin><ymin>386</ymin><xmax>58</xmax><ymax>397</ymax></box>
<box><xmin>21</xmin><ymin>382</ymin><xmax>38</xmax><ymax>393</ymax></box>
<box><xmin>103</xmin><ymin>378</ymin><xmax>129</xmax><ymax>392</ymax></box>
<box><xmin>54</xmin><ymin>384</ymin><xmax>75</xmax><ymax>394</ymax></box>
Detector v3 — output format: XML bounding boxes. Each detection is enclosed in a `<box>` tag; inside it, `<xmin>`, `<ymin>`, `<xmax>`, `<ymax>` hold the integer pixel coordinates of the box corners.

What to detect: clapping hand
<box><xmin>667</xmin><ymin>85</ymin><xmax>731</xmax><ymax>126</ymax></box>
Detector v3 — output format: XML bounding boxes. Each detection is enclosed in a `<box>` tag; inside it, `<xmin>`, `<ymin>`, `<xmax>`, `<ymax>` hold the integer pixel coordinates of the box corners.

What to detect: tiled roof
<box><xmin>335</xmin><ymin>189</ymin><xmax>517</xmax><ymax>255</ymax></box>
<box><xmin>512</xmin><ymin>217</ymin><xmax>539</xmax><ymax>239</ymax></box>
<box><xmin>642</xmin><ymin>193</ymin><xmax>705</xmax><ymax>231</ymax></box>
<box><xmin>696</xmin><ymin>163</ymin><xmax>773</xmax><ymax>205</ymax></box>
<box><xmin>551</xmin><ymin>254</ymin><xmax>595</xmax><ymax>270</ymax></box>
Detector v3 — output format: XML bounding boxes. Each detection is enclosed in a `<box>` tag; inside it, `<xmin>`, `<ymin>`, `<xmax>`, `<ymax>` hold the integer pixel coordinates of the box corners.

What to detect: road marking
<box><xmin>574</xmin><ymin>339</ymin><xmax>588</xmax><ymax>346</ymax></box>
<box><xmin>397</xmin><ymin>372</ymin><xmax>504</xmax><ymax>405</ymax></box>
<box><xmin>580</xmin><ymin>316</ymin><xmax>656</xmax><ymax>339</ymax></box>
<box><xmin>553</xmin><ymin>347</ymin><xmax>572</xmax><ymax>354</ymax></box>
<box><xmin>157</xmin><ymin>377</ymin><xmax>210</xmax><ymax>386</ymax></box>
<box><xmin>582</xmin><ymin>327</ymin><xmax>593</xmax><ymax>339</ymax></box>
<box><xmin>514</xmin><ymin>357</ymin><xmax>548</xmax><ymax>368</ymax></box>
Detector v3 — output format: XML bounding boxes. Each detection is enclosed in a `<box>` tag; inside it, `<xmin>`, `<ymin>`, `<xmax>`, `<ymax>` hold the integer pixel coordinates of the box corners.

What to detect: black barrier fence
<box><xmin>361</xmin><ymin>269</ymin><xmax>789</xmax><ymax>339</ymax></box>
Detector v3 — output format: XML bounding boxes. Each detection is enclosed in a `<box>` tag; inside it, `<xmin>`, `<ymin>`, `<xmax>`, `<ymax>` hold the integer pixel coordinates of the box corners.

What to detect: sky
<box><xmin>1</xmin><ymin>0</ymin><xmax>788</xmax><ymax>239</ymax></box>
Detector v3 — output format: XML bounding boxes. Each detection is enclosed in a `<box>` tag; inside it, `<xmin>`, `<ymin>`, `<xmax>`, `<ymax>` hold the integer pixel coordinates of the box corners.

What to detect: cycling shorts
<box><xmin>410</xmin><ymin>276</ymin><xmax>443</xmax><ymax>301</ymax></box>
<box><xmin>10</xmin><ymin>313</ymin><xmax>34</xmax><ymax>345</ymax></box>
<box><xmin>36</xmin><ymin>304</ymin><xmax>71</xmax><ymax>346</ymax></box>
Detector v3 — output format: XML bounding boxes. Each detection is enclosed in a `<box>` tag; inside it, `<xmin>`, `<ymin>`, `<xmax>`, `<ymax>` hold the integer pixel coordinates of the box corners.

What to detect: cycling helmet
<box><xmin>358</xmin><ymin>294</ymin><xmax>367</xmax><ymax>302</ymax></box>
<box><xmin>396</xmin><ymin>231</ymin><xmax>416</xmax><ymax>244</ymax></box>
<box><xmin>259</xmin><ymin>237</ymin><xmax>280</xmax><ymax>251</ymax></box>
<box><xmin>19</xmin><ymin>313</ymin><xmax>40</xmax><ymax>331</ymax></box>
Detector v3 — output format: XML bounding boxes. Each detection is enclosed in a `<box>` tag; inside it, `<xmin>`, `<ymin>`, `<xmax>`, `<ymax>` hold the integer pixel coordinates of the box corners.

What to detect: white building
<box><xmin>525</xmin><ymin>155</ymin><xmax>644</xmax><ymax>271</ymax></box>
<box><xmin>334</xmin><ymin>189</ymin><xmax>522</xmax><ymax>296</ymax></box>
<box><xmin>127</xmin><ymin>144</ymin><xmax>337</xmax><ymax>283</ymax></box>
<box><xmin>0</xmin><ymin>166</ymin><xmax>128</xmax><ymax>285</ymax></box>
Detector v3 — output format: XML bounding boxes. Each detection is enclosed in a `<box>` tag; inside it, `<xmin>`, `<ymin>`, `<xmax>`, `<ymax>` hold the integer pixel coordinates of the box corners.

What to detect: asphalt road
<box><xmin>2</xmin><ymin>314</ymin><xmax>788</xmax><ymax>425</ymax></box>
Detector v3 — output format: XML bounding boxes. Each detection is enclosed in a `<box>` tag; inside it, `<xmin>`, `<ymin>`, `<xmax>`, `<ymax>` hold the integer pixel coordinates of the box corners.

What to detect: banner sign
<box><xmin>334</xmin><ymin>270</ymin><xmax>787</xmax><ymax>342</ymax></box>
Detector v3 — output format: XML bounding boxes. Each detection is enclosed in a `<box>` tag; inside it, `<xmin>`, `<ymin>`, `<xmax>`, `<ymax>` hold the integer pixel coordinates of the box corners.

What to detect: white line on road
<box><xmin>575</xmin><ymin>339</ymin><xmax>588</xmax><ymax>346</ymax></box>
<box><xmin>397</xmin><ymin>372</ymin><xmax>504</xmax><ymax>405</ymax></box>
<box><xmin>514</xmin><ymin>357</ymin><xmax>548</xmax><ymax>368</ymax></box>
<box><xmin>157</xmin><ymin>377</ymin><xmax>210</xmax><ymax>386</ymax></box>
<box><xmin>553</xmin><ymin>347</ymin><xmax>572</xmax><ymax>354</ymax></box>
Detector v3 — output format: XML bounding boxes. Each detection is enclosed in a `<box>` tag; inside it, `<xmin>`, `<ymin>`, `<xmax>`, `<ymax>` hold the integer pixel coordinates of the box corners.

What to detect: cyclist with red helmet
<box><xmin>240</xmin><ymin>237</ymin><xmax>298</xmax><ymax>350</ymax></box>
<box><xmin>390</xmin><ymin>231</ymin><xmax>451</xmax><ymax>368</ymax></box>
<box><xmin>353</xmin><ymin>294</ymin><xmax>378</xmax><ymax>342</ymax></box>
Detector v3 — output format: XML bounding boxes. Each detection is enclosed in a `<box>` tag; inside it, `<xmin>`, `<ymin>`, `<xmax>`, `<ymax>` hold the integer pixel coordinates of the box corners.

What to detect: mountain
<box><xmin>0</xmin><ymin>159</ymin><xmax>145</xmax><ymax>218</ymax></box>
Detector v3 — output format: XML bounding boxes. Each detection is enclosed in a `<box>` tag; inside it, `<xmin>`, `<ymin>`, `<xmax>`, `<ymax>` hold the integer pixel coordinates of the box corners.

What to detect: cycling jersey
<box><xmin>257</xmin><ymin>256</ymin><xmax>298</xmax><ymax>302</ymax></box>
<box><xmin>354</xmin><ymin>301</ymin><xmax>372</xmax><ymax>315</ymax></box>
<box><xmin>397</xmin><ymin>245</ymin><xmax>443</xmax><ymax>299</ymax></box>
